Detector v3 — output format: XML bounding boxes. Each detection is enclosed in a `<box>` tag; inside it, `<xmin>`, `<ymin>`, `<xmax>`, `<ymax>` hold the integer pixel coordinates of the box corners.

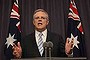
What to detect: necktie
<box><xmin>38</xmin><ymin>32</ymin><xmax>44</xmax><ymax>56</ymax></box>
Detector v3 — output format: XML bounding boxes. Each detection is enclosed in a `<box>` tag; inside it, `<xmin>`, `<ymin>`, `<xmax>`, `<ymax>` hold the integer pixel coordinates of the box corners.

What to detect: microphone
<box><xmin>48</xmin><ymin>41</ymin><xmax>53</xmax><ymax>48</ymax></box>
<box><xmin>48</xmin><ymin>41</ymin><xmax>53</xmax><ymax>60</ymax></box>
<box><xmin>43</xmin><ymin>42</ymin><xmax>48</xmax><ymax>60</ymax></box>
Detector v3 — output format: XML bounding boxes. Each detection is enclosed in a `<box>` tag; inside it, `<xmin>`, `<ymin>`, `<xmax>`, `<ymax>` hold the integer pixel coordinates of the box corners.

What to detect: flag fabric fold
<box><xmin>67</xmin><ymin>0</ymin><xmax>86</xmax><ymax>57</ymax></box>
<box><xmin>4</xmin><ymin>0</ymin><xmax>21</xmax><ymax>59</ymax></box>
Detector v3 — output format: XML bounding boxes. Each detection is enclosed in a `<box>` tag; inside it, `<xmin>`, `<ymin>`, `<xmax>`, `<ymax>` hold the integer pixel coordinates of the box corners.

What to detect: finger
<box><xmin>71</xmin><ymin>41</ymin><xmax>74</xmax><ymax>48</ymax></box>
<box><xmin>71</xmin><ymin>40</ymin><xmax>74</xmax><ymax>44</ymax></box>
<box><xmin>71</xmin><ymin>43</ymin><xmax>73</xmax><ymax>49</ymax></box>
<box><xmin>13</xmin><ymin>50</ymin><xmax>17</xmax><ymax>55</ymax></box>
<box><xmin>17</xmin><ymin>42</ymin><xmax>21</xmax><ymax>48</ymax></box>
<box><xmin>70</xmin><ymin>40</ymin><xmax>74</xmax><ymax>49</ymax></box>
<box><xmin>12</xmin><ymin>43</ymin><xmax>17</xmax><ymax>49</ymax></box>
<box><xmin>13</xmin><ymin>43</ymin><xmax>17</xmax><ymax>47</ymax></box>
<box><xmin>66</xmin><ymin>38</ymin><xmax>69</xmax><ymax>43</ymax></box>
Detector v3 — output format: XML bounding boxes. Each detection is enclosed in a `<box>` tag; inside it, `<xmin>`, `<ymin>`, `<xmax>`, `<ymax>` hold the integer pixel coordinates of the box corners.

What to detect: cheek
<box><xmin>33</xmin><ymin>20</ymin><xmax>38</xmax><ymax>25</ymax></box>
<box><xmin>45</xmin><ymin>21</ymin><xmax>49</xmax><ymax>25</ymax></box>
<box><xmin>34</xmin><ymin>23</ymin><xmax>38</xmax><ymax>27</ymax></box>
<box><xmin>43</xmin><ymin>22</ymin><xmax>48</xmax><ymax>26</ymax></box>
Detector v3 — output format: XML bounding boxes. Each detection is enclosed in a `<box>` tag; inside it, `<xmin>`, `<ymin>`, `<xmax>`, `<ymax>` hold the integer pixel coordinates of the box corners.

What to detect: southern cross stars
<box><xmin>5</xmin><ymin>33</ymin><xmax>16</xmax><ymax>48</ymax></box>
<box><xmin>69</xmin><ymin>33</ymin><xmax>80</xmax><ymax>49</ymax></box>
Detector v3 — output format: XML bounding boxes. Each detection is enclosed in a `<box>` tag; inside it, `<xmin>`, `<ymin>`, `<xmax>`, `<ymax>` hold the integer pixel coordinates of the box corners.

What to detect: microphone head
<box><xmin>48</xmin><ymin>41</ymin><xmax>53</xmax><ymax>48</ymax></box>
<box><xmin>43</xmin><ymin>42</ymin><xmax>48</xmax><ymax>48</ymax></box>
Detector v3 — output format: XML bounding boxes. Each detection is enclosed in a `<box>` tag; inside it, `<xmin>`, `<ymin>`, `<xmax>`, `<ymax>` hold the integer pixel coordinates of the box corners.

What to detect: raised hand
<box><xmin>65</xmin><ymin>38</ymin><xmax>73</xmax><ymax>55</ymax></box>
<box><xmin>12</xmin><ymin>42</ymin><xmax>22</xmax><ymax>58</ymax></box>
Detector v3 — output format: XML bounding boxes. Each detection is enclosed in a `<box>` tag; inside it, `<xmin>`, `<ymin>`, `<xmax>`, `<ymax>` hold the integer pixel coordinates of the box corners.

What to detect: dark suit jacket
<box><xmin>21</xmin><ymin>31</ymin><xmax>67</xmax><ymax>58</ymax></box>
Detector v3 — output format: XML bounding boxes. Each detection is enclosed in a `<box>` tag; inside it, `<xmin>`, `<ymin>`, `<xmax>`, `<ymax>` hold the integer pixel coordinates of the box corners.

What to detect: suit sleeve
<box><xmin>58</xmin><ymin>35</ymin><xmax>67</xmax><ymax>57</ymax></box>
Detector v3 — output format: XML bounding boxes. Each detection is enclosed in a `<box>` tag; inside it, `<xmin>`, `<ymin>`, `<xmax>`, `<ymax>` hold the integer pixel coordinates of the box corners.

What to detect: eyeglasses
<box><xmin>34</xmin><ymin>16</ymin><xmax>47</xmax><ymax>20</ymax></box>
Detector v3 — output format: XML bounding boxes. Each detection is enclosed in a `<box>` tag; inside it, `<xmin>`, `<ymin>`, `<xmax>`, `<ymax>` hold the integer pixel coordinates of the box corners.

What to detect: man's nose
<box><xmin>38</xmin><ymin>19</ymin><xmax>42</xmax><ymax>22</ymax></box>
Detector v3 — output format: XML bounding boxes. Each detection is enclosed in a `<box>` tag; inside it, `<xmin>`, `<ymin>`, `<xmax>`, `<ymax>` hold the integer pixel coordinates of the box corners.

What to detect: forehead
<box><xmin>34</xmin><ymin>11</ymin><xmax>47</xmax><ymax>17</ymax></box>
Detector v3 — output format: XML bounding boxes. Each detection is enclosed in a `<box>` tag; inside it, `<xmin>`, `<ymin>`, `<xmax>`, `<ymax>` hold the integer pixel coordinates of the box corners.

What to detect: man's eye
<box><xmin>34</xmin><ymin>17</ymin><xmax>46</xmax><ymax>19</ymax></box>
<box><xmin>35</xmin><ymin>17</ymin><xmax>39</xmax><ymax>19</ymax></box>
<box><xmin>41</xmin><ymin>17</ymin><xmax>46</xmax><ymax>19</ymax></box>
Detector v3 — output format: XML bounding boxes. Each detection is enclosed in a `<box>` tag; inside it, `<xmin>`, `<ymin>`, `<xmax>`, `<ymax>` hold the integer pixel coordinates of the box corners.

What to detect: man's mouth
<box><xmin>38</xmin><ymin>23</ymin><xmax>42</xmax><ymax>25</ymax></box>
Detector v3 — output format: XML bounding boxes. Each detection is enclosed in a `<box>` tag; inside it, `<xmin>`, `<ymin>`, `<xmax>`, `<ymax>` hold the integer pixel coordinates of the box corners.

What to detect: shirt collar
<box><xmin>35</xmin><ymin>29</ymin><xmax>47</xmax><ymax>37</ymax></box>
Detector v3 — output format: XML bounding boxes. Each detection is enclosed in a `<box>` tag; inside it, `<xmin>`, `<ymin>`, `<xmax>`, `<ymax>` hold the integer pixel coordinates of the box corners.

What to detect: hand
<box><xmin>65</xmin><ymin>38</ymin><xmax>73</xmax><ymax>55</ymax></box>
<box><xmin>12</xmin><ymin>42</ymin><xmax>22</xmax><ymax>58</ymax></box>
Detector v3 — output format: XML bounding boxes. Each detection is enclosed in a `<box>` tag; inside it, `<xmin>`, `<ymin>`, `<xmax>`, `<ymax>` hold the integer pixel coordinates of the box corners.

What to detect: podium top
<box><xmin>11</xmin><ymin>57</ymin><xmax>87</xmax><ymax>60</ymax></box>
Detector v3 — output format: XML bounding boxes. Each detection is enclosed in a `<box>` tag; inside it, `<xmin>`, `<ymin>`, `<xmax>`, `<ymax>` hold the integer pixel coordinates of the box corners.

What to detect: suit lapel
<box><xmin>42</xmin><ymin>31</ymin><xmax>51</xmax><ymax>56</ymax></box>
<box><xmin>32</xmin><ymin>31</ymin><xmax>51</xmax><ymax>57</ymax></box>
<box><xmin>32</xmin><ymin>32</ymin><xmax>41</xmax><ymax>57</ymax></box>
<box><xmin>46</xmin><ymin>31</ymin><xmax>51</xmax><ymax>42</ymax></box>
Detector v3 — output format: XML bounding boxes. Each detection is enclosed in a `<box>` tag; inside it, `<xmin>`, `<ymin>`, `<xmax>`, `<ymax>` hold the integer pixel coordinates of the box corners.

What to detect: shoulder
<box><xmin>22</xmin><ymin>32</ymin><xmax>35</xmax><ymax>40</ymax></box>
<box><xmin>25</xmin><ymin>32</ymin><xmax>34</xmax><ymax>37</ymax></box>
<box><xmin>48</xmin><ymin>31</ymin><xmax>64</xmax><ymax>42</ymax></box>
<box><xmin>48</xmin><ymin>31</ymin><xmax>62</xmax><ymax>37</ymax></box>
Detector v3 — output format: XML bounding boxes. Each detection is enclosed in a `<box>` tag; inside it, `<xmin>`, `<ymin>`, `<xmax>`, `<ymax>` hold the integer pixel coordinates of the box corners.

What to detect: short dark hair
<box><xmin>33</xmin><ymin>9</ymin><xmax>49</xmax><ymax>20</ymax></box>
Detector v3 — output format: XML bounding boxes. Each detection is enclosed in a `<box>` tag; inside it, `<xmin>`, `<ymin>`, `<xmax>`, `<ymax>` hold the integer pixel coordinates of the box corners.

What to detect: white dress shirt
<box><xmin>35</xmin><ymin>29</ymin><xmax>47</xmax><ymax>46</ymax></box>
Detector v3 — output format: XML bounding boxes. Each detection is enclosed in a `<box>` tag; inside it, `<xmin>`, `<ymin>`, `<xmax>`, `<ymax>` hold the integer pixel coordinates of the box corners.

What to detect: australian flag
<box><xmin>4</xmin><ymin>0</ymin><xmax>21</xmax><ymax>60</ymax></box>
<box><xmin>67</xmin><ymin>0</ymin><xmax>86</xmax><ymax>57</ymax></box>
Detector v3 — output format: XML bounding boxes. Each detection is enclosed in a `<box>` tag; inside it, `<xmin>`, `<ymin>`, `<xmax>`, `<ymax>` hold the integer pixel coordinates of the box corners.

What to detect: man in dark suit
<box><xmin>12</xmin><ymin>9</ymin><xmax>72</xmax><ymax>58</ymax></box>
<box><xmin>21</xmin><ymin>30</ymin><xmax>67</xmax><ymax>58</ymax></box>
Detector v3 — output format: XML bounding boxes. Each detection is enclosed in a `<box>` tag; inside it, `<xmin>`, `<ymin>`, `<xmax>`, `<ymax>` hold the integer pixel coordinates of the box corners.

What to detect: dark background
<box><xmin>0</xmin><ymin>0</ymin><xmax>90</xmax><ymax>60</ymax></box>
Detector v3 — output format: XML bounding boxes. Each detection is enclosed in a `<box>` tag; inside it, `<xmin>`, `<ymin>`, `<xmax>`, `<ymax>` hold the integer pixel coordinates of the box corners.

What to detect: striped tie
<box><xmin>38</xmin><ymin>32</ymin><xmax>44</xmax><ymax>56</ymax></box>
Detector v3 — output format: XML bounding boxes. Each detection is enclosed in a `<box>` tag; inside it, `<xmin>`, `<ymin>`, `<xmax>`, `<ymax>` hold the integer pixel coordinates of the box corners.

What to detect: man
<box><xmin>13</xmin><ymin>9</ymin><xmax>72</xmax><ymax>58</ymax></box>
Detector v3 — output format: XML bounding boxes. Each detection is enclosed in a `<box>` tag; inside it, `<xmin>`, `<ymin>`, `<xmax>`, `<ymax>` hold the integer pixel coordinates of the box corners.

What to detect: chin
<box><xmin>36</xmin><ymin>28</ymin><xmax>46</xmax><ymax>32</ymax></box>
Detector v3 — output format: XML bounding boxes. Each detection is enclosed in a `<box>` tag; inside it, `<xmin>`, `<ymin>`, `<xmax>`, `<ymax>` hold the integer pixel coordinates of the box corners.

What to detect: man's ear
<box><xmin>33</xmin><ymin>20</ymin><xmax>35</xmax><ymax>25</ymax></box>
<box><xmin>47</xmin><ymin>20</ymin><xmax>49</xmax><ymax>25</ymax></box>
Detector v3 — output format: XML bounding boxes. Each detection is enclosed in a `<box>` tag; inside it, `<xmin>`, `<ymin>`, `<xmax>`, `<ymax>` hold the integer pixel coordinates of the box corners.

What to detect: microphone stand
<box><xmin>48</xmin><ymin>41</ymin><xmax>53</xmax><ymax>60</ymax></box>
<box><xmin>43</xmin><ymin>42</ymin><xmax>48</xmax><ymax>60</ymax></box>
<box><xmin>45</xmin><ymin>47</ymin><xmax>47</xmax><ymax>60</ymax></box>
<box><xmin>49</xmin><ymin>48</ymin><xmax>51</xmax><ymax>60</ymax></box>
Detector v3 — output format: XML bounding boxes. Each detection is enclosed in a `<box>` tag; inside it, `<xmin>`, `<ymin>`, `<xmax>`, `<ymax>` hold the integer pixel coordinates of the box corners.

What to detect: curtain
<box><xmin>75</xmin><ymin>0</ymin><xmax>90</xmax><ymax>58</ymax></box>
<box><xmin>0</xmin><ymin>0</ymin><xmax>12</xmax><ymax>60</ymax></box>
<box><xmin>20</xmin><ymin>0</ymin><xmax>69</xmax><ymax>40</ymax></box>
<box><xmin>0</xmin><ymin>0</ymin><xmax>90</xmax><ymax>60</ymax></box>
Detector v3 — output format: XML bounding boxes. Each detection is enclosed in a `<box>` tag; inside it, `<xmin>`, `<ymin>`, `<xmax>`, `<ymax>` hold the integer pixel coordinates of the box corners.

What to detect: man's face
<box><xmin>33</xmin><ymin>11</ymin><xmax>49</xmax><ymax>31</ymax></box>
